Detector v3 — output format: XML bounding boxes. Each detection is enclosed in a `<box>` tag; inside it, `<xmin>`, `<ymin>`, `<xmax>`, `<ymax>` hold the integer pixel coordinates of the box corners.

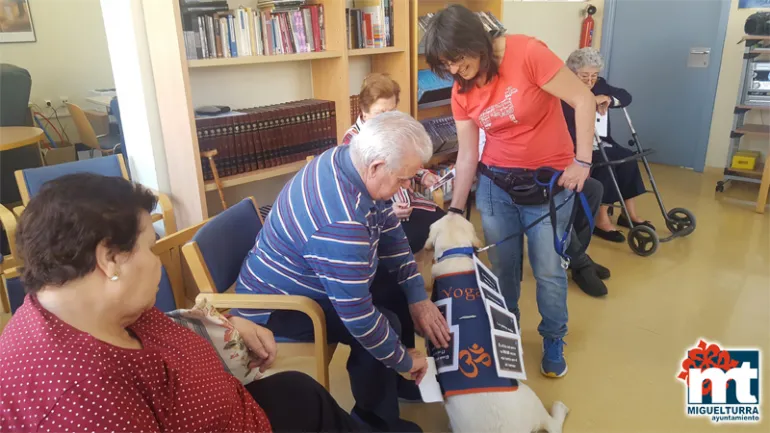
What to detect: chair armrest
<box><xmin>146</xmin><ymin>188</ymin><xmax>177</xmax><ymax>234</ymax></box>
<box><xmin>196</xmin><ymin>292</ymin><xmax>332</xmax><ymax>389</ymax></box>
<box><xmin>0</xmin><ymin>204</ymin><xmax>19</xmax><ymax>262</ymax></box>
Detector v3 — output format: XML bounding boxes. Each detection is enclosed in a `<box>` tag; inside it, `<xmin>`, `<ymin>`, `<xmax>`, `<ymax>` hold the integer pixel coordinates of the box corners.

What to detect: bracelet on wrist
<box><xmin>448</xmin><ymin>207</ymin><xmax>464</xmax><ymax>215</ymax></box>
<box><xmin>574</xmin><ymin>158</ymin><xmax>592</xmax><ymax>168</ymax></box>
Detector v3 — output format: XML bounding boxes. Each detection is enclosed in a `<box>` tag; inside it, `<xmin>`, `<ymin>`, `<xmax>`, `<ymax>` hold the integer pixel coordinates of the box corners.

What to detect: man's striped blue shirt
<box><xmin>235</xmin><ymin>145</ymin><xmax>427</xmax><ymax>372</ymax></box>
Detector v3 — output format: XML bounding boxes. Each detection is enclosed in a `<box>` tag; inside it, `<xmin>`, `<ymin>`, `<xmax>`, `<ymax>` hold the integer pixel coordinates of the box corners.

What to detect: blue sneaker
<box><xmin>541</xmin><ymin>337</ymin><xmax>568</xmax><ymax>378</ymax></box>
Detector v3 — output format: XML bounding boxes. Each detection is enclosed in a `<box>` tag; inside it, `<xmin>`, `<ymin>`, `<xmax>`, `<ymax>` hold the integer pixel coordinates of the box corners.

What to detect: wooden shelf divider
<box><xmin>188</xmin><ymin>51</ymin><xmax>344</xmax><ymax>68</ymax></box>
<box><xmin>203</xmin><ymin>160</ymin><xmax>309</xmax><ymax>192</ymax></box>
<box><xmin>348</xmin><ymin>47</ymin><xmax>405</xmax><ymax>57</ymax></box>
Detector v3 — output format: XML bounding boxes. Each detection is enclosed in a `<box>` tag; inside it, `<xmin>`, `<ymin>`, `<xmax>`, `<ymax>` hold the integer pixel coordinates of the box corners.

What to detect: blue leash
<box><xmin>474</xmin><ymin>169</ymin><xmax>595</xmax><ymax>269</ymax></box>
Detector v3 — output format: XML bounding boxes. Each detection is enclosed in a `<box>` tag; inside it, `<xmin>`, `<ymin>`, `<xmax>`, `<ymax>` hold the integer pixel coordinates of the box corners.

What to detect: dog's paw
<box><xmin>551</xmin><ymin>400</ymin><xmax>570</xmax><ymax>419</ymax></box>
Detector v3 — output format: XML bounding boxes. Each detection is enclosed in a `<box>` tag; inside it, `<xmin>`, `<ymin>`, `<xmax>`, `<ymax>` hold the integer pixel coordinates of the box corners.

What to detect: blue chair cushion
<box><xmin>21</xmin><ymin>154</ymin><xmax>124</xmax><ymax>199</ymax></box>
<box><xmin>191</xmin><ymin>199</ymin><xmax>262</xmax><ymax>293</ymax></box>
<box><xmin>154</xmin><ymin>266</ymin><xmax>177</xmax><ymax>313</ymax></box>
<box><xmin>6</xmin><ymin>272</ymin><xmax>25</xmax><ymax>315</ymax></box>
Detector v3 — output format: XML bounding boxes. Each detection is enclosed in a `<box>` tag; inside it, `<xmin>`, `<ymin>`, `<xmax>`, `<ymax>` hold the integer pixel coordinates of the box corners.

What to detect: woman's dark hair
<box><xmin>17</xmin><ymin>173</ymin><xmax>158</xmax><ymax>293</ymax></box>
<box><xmin>424</xmin><ymin>4</ymin><xmax>499</xmax><ymax>94</ymax></box>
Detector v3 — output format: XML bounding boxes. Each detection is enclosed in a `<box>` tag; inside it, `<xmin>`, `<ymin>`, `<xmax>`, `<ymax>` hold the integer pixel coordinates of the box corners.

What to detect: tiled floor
<box><xmin>2</xmin><ymin>164</ymin><xmax>768</xmax><ymax>432</ymax></box>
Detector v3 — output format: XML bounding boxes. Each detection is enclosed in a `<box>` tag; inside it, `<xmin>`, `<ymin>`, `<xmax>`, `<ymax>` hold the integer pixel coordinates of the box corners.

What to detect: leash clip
<box><xmin>560</xmin><ymin>256</ymin><xmax>570</xmax><ymax>270</ymax></box>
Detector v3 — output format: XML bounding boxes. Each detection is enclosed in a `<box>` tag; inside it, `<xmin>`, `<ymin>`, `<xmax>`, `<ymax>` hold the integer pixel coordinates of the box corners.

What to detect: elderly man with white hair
<box><xmin>235</xmin><ymin>111</ymin><xmax>450</xmax><ymax>433</ymax></box>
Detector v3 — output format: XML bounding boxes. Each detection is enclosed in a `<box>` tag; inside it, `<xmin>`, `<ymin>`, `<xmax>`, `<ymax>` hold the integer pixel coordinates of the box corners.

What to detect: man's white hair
<box><xmin>349</xmin><ymin>111</ymin><xmax>433</xmax><ymax>170</ymax></box>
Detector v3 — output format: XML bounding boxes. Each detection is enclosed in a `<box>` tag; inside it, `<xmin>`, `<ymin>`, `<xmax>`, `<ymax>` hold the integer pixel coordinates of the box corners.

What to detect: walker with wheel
<box><xmin>592</xmin><ymin>108</ymin><xmax>696</xmax><ymax>256</ymax></box>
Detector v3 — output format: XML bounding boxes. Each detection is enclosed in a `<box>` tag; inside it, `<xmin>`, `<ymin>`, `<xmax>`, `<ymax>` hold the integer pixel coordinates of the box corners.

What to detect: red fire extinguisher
<box><xmin>580</xmin><ymin>5</ymin><xmax>597</xmax><ymax>48</ymax></box>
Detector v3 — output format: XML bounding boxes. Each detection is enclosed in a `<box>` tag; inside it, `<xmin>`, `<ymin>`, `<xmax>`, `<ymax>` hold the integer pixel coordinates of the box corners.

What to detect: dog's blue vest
<box><xmin>432</xmin><ymin>270</ymin><xmax>518</xmax><ymax>397</ymax></box>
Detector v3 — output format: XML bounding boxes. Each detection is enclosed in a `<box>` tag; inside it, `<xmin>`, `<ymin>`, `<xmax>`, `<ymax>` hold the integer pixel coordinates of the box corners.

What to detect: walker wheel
<box><xmin>628</xmin><ymin>225</ymin><xmax>659</xmax><ymax>257</ymax></box>
<box><xmin>716</xmin><ymin>182</ymin><xmax>725</xmax><ymax>193</ymax></box>
<box><xmin>666</xmin><ymin>208</ymin><xmax>696</xmax><ymax>237</ymax></box>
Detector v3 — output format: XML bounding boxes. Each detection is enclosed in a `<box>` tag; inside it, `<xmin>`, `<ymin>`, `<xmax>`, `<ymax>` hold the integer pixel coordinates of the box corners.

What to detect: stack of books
<box><xmin>421</xmin><ymin>115</ymin><xmax>457</xmax><ymax>154</ymax></box>
<box><xmin>349</xmin><ymin>95</ymin><xmax>360</xmax><ymax>124</ymax></box>
<box><xmin>346</xmin><ymin>1</ymin><xmax>395</xmax><ymax>49</ymax></box>
<box><xmin>181</xmin><ymin>0</ymin><xmax>327</xmax><ymax>60</ymax></box>
<box><xmin>195</xmin><ymin>99</ymin><xmax>337</xmax><ymax>180</ymax></box>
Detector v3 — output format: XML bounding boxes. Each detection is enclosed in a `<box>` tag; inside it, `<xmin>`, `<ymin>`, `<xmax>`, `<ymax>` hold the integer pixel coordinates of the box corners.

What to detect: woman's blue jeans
<box><xmin>475</xmin><ymin>168</ymin><xmax>574</xmax><ymax>340</ymax></box>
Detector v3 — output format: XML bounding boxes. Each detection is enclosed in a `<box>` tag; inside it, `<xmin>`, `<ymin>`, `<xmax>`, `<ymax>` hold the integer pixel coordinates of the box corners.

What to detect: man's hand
<box><xmin>408</xmin><ymin>349</ymin><xmax>428</xmax><ymax>385</ymax></box>
<box><xmin>393</xmin><ymin>202</ymin><xmax>413</xmax><ymax>220</ymax></box>
<box><xmin>229</xmin><ymin>316</ymin><xmax>278</xmax><ymax>372</ymax></box>
<box><xmin>420</xmin><ymin>171</ymin><xmax>440</xmax><ymax>189</ymax></box>
<box><xmin>409</xmin><ymin>299</ymin><xmax>450</xmax><ymax>349</ymax></box>
<box><xmin>595</xmin><ymin>95</ymin><xmax>612</xmax><ymax>115</ymax></box>
<box><xmin>558</xmin><ymin>161</ymin><xmax>591</xmax><ymax>192</ymax></box>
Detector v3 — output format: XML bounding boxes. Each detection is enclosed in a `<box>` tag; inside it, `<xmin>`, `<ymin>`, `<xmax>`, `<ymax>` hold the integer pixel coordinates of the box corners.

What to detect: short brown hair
<box><xmin>424</xmin><ymin>4</ymin><xmax>499</xmax><ymax>94</ymax></box>
<box><xmin>359</xmin><ymin>73</ymin><xmax>401</xmax><ymax>113</ymax></box>
<box><xmin>17</xmin><ymin>173</ymin><xmax>158</xmax><ymax>293</ymax></box>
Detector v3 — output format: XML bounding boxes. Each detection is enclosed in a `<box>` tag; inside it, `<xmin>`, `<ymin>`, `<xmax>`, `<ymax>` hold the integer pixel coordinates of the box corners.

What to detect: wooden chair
<box><xmin>13</xmin><ymin>154</ymin><xmax>176</xmax><ymax>234</ymax></box>
<box><xmin>181</xmin><ymin>197</ymin><xmax>336</xmax><ymax>390</ymax></box>
<box><xmin>0</xmin><ymin>204</ymin><xmax>19</xmax><ymax>313</ymax></box>
<box><xmin>1</xmin><ymin>267</ymin><xmax>22</xmax><ymax>316</ymax></box>
<box><xmin>65</xmin><ymin>102</ymin><xmax>121</xmax><ymax>157</ymax></box>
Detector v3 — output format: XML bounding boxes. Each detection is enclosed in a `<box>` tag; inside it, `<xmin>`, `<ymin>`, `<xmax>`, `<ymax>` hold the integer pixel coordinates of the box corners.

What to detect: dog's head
<box><xmin>424</xmin><ymin>213</ymin><xmax>482</xmax><ymax>261</ymax></box>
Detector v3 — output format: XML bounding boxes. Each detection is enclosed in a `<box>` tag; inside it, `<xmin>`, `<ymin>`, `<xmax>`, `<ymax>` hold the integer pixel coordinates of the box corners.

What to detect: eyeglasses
<box><xmin>441</xmin><ymin>55</ymin><xmax>466</xmax><ymax>70</ymax></box>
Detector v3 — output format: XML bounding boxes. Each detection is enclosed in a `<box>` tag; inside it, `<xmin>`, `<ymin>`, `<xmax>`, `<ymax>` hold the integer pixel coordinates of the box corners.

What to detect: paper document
<box><xmin>418</xmin><ymin>357</ymin><xmax>444</xmax><ymax>403</ymax></box>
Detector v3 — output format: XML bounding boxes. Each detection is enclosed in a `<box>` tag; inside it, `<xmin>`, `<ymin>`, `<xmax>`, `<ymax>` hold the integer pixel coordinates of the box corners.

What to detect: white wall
<box><xmin>705</xmin><ymin>1</ymin><xmax>770</xmax><ymax>168</ymax></box>
<box><xmin>0</xmin><ymin>0</ymin><xmax>114</xmax><ymax>142</ymax></box>
<box><xmin>503</xmin><ymin>0</ymin><xmax>604</xmax><ymax>60</ymax></box>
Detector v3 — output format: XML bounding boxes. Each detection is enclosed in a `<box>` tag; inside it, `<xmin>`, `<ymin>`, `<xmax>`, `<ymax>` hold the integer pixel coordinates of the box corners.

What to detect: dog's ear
<box><xmin>424</xmin><ymin>219</ymin><xmax>440</xmax><ymax>251</ymax></box>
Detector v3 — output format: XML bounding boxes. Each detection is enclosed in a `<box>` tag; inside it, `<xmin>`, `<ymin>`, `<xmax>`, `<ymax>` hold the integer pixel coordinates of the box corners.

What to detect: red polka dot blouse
<box><xmin>0</xmin><ymin>296</ymin><xmax>272</xmax><ymax>432</ymax></box>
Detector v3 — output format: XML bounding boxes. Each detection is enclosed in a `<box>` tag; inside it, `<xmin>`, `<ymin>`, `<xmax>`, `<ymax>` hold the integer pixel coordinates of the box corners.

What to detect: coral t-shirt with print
<box><xmin>451</xmin><ymin>35</ymin><xmax>575</xmax><ymax>170</ymax></box>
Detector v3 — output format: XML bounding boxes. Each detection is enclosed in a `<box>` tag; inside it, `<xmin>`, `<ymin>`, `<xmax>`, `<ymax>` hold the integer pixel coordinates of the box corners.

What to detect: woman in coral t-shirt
<box><xmin>423</xmin><ymin>5</ymin><xmax>597</xmax><ymax>378</ymax></box>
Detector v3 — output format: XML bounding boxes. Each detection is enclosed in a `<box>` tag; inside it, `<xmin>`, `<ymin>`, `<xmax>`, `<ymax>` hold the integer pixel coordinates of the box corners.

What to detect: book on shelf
<box><xmin>349</xmin><ymin>94</ymin><xmax>360</xmax><ymax>124</ymax></box>
<box><xmin>181</xmin><ymin>1</ymin><xmax>326</xmax><ymax>60</ymax></box>
<box><xmin>417</xmin><ymin>70</ymin><xmax>453</xmax><ymax>106</ymax></box>
<box><xmin>195</xmin><ymin>99</ymin><xmax>337</xmax><ymax>180</ymax></box>
<box><xmin>420</xmin><ymin>115</ymin><xmax>458</xmax><ymax>154</ymax></box>
<box><xmin>346</xmin><ymin>0</ymin><xmax>394</xmax><ymax>50</ymax></box>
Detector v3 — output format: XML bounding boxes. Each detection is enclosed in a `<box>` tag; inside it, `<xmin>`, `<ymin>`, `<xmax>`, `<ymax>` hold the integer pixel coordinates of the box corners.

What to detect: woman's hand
<box><xmin>595</xmin><ymin>95</ymin><xmax>612</xmax><ymax>115</ymax></box>
<box><xmin>393</xmin><ymin>202</ymin><xmax>413</xmax><ymax>220</ymax></box>
<box><xmin>559</xmin><ymin>161</ymin><xmax>590</xmax><ymax>192</ymax></box>
<box><xmin>420</xmin><ymin>171</ymin><xmax>440</xmax><ymax>189</ymax></box>
<box><xmin>229</xmin><ymin>316</ymin><xmax>278</xmax><ymax>372</ymax></box>
<box><xmin>407</xmin><ymin>349</ymin><xmax>429</xmax><ymax>385</ymax></box>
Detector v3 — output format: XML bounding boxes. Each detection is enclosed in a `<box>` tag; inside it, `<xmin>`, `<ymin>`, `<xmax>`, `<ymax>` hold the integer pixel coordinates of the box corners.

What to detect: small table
<box><xmin>0</xmin><ymin>126</ymin><xmax>44</xmax><ymax>151</ymax></box>
<box><xmin>85</xmin><ymin>95</ymin><xmax>114</xmax><ymax>108</ymax></box>
<box><xmin>0</xmin><ymin>127</ymin><xmax>44</xmax><ymax>205</ymax></box>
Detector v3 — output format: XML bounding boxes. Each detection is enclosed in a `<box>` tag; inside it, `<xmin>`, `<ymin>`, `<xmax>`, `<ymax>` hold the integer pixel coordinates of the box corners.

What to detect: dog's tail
<box><xmin>543</xmin><ymin>401</ymin><xmax>569</xmax><ymax>433</ymax></box>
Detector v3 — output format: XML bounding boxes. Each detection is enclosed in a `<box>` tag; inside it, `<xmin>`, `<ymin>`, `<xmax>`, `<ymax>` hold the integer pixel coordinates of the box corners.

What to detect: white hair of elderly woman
<box><xmin>566</xmin><ymin>47</ymin><xmax>604</xmax><ymax>73</ymax></box>
<box><xmin>349</xmin><ymin>111</ymin><xmax>433</xmax><ymax>170</ymax></box>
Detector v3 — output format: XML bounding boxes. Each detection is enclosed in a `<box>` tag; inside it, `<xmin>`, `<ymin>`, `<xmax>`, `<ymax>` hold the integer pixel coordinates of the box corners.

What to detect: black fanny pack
<box><xmin>478</xmin><ymin>163</ymin><xmax>564</xmax><ymax>205</ymax></box>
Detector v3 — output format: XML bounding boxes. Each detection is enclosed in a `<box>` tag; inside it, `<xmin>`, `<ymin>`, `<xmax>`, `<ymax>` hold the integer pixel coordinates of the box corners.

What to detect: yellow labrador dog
<box><xmin>424</xmin><ymin>213</ymin><xmax>569</xmax><ymax>433</ymax></box>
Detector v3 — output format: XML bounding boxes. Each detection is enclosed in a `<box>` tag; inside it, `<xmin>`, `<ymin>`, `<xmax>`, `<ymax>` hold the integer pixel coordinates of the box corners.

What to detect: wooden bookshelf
<box><xmin>734</xmin><ymin>124</ymin><xmax>770</xmax><ymax>137</ymax></box>
<box><xmin>348</xmin><ymin>47</ymin><xmax>405</xmax><ymax>57</ymax></box>
<box><xmin>188</xmin><ymin>50</ymin><xmax>344</xmax><ymax>68</ymax></box>
<box><xmin>409</xmin><ymin>0</ymin><xmax>503</xmax><ymax>119</ymax></box>
<box><xmin>203</xmin><ymin>160</ymin><xmax>309</xmax><ymax>191</ymax></box>
<box><xmin>346</xmin><ymin>1</ymin><xmax>411</xmax><ymax>115</ymax></box>
<box><xmin>161</xmin><ymin>1</ymin><xmax>413</xmax><ymax>217</ymax></box>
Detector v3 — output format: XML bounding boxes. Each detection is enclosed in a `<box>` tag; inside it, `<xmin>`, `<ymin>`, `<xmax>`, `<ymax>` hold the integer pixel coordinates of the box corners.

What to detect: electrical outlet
<box><xmin>59</xmin><ymin>96</ymin><xmax>69</xmax><ymax>106</ymax></box>
<box><xmin>44</xmin><ymin>99</ymin><xmax>52</xmax><ymax>108</ymax></box>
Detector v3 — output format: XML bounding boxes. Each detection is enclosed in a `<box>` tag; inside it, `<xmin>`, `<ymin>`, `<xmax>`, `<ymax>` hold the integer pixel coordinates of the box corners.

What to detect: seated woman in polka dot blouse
<box><xmin>0</xmin><ymin>174</ymin><xmax>364</xmax><ymax>433</ymax></box>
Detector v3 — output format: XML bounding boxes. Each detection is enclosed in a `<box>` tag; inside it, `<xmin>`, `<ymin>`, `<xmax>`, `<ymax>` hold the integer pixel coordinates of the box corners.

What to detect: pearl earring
<box><xmin>110</xmin><ymin>274</ymin><xmax>119</xmax><ymax>282</ymax></box>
